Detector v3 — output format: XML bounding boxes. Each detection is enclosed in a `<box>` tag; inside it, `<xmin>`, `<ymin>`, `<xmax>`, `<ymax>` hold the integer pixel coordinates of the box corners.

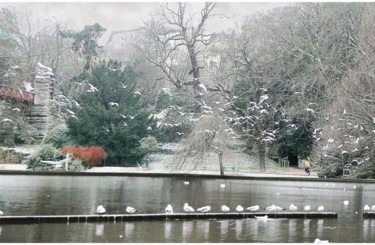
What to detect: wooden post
<box><xmin>65</xmin><ymin>153</ymin><xmax>69</xmax><ymax>171</ymax></box>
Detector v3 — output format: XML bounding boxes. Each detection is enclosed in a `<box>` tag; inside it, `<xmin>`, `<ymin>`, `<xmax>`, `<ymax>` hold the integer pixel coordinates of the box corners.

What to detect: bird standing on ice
<box><xmin>247</xmin><ymin>205</ymin><xmax>260</xmax><ymax>211</ymax></box>
<box><xmin>317</xmin><ymin>206</ymin><xmax>325</xmax><ymax>212</ymax></box>
<box><xmin>266</xmin><ymin>204</ymin><xmax>283</xmax><ymax>211</ymax></box>
<box><xmin>197</xmin><ymin>206</ymin><xmax>211</xmax><ymax>213</ymax></box>
<box><xmin>236</xmin><ymin>205</ymin><xmax>244</xmax><ymax>212</ymax></box>
<box><xmin>126</xmin><ymin>206</ymin><xmax>137</xmax><ymax>214</ymax></box>
<box><xmin>304</xmin><ymin>205</ymin><xmax>311</xmax><ymax>211</ymax></box>
<box><xmin>183</xmin><ymin>203</ymin><xmax>194</xmax><ymax>213</ymax></box>
<box><xmin>364</xmin><ymin>204</ymin><xmax>370</xmax><ymax>211</ymax></box>
<box><xmin>165</xmin><ymin>204</ymin><xmax>173</xmax><ymax>214</ymax></box>
<box><xmin>96</xmin><ymin>205</ymin><xmax>106</xmax><ymax>214</ymax></box>
<box><xmin>221</xmin><ymin>205</ymin><xmax>230</xmax><ymax>212</ymax></box>
<box><xmin>289</xmin><ymin>204</ymin><xmax>298</xmax><ymax>211</ymax></box>
<box><xmin>343</xmin><ymin>200</ymin><xmax>349</xmax><ymax>206</ymax></box>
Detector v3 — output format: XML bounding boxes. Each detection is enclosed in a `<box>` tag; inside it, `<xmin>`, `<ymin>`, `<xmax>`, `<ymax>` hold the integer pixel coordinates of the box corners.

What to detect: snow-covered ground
<box><xmin>0</xmin><ymin>164</ymin><xmax>27</xmax><ymax>170</ymax></box>
<box><xmin>0</xmin><ymin>142</ymin><xmax>311</xmax><ymax>177</ymax></box>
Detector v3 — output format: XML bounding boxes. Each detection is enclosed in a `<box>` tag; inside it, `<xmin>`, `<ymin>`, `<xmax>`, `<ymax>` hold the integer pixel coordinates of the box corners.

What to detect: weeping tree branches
<box><xmin>173</xmin><ymin>114</ymin><xmax>229</xmax><ymax>176</ymax></box>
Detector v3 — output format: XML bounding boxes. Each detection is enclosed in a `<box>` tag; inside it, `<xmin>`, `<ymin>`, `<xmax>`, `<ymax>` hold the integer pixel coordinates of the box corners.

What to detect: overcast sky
<box><xmin>0</xmin><ymin>2</ymin><xmax>290</xmax><ymax>42</ymax></box>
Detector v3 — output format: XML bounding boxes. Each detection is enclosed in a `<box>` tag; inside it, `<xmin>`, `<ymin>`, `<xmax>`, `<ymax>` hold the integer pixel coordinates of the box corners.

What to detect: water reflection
<box><xmin>220</xmin><ymin>220</ymin><xmax>229</xmax><ymax>239</ymax></box>
<box><xmin>182</xmin><ymin>221</ymin><xmax>193</xmax><ymax>242</ymax></box>
<box><xmin>288</xmin><ymin>219</ymin><xmax>297</xmax><ymax>239</ymax></box>
<box><xmin>196</xmin><ymin>220</ymin><xmax>210</xmax><ymax>240</ymax></box>
<box><xmin>317</xmin><ymin>219</ymin><xmax>324</xmax><ymax>237</ymax></box>
<box><xmin>363</xmin><ymin>219</ymin><xmax>369</xmax><ymax>239</ymax></box>
<box><xmin>235</xmin><ymin>219</ymin><xmax>243</xmax><ymax>239</ymax></box>
<box><xmin>164</xmin><ymin>221</ymin><xmax>172</xmax><ymax>240</ymax></box>
<box><xmin>95</xmin><ymin>224</ymin><xmax>104</xmax><ymax>237</ymax></box>
<box><xmin>124</xmin><ymin>222</ymin><xmax>134</xmax><ymax>239</ymax></box>
<box><xmin>303</xmin><ymin>219</ymin><xmax>310</xmax><ymax>237</ymax></box>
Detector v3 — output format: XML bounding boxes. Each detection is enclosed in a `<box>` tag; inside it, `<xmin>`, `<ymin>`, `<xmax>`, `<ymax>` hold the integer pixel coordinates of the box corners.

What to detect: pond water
<box><xmin>0</xmin><ymin>175</ymin><xmax>374</xmax><ymax>242</ymax></box>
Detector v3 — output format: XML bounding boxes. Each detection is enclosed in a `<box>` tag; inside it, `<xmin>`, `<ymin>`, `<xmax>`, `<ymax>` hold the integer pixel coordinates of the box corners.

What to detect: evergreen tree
<box><xmin>65</xmin><ymin>60</ymin><xmax>154</xmax><ymax>165</ymax></box>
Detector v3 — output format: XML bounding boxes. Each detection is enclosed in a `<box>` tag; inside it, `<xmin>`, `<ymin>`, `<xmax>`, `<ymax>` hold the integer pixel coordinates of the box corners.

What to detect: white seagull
<box><xmin>165</xmin><ymin>204</ymin><xmax>173</xmax><ymax>214</ymax></box>
<box><xmin>247</xmin><ymin>205</ymin><xmax>260</xmax><ymax>211</ymax></box>
<box><xmin>289</xmin><ymin>204</ymin><xmax>298</xmax><ymax>211</ymax></box>
<box><xmin>343</xmin><ymin>200</ymin><xmax>349</xmax><ymax>206</ymax></box>
<box><xmin>0</xmin><ymin>210</ymin><xmax>3</xmax><ymax>215</ymax></box>
<box><xmin>1</xmin><ymin>118</ymin><xmax>14</xmax><ymax>124</ymax></box>
<box><xmin>371</xmin><ymin>205</ymin><xmax>375</xmax><ymax>211</ymax></box>
<box><xmin>236</xmin><ymin>205</ymin><xmax>244</xmax><ymax>212</ymax></box>
<box><xmin>197</xmin><ymin>206</ymin><xmax>211</xmax><ymax>213</ymax></box>
<box><xmin>109</xmin><ymin>102</ymin><xmax>119</xmax><ymax>106</ymax></box>
<box><xmin>87</xmin><ymin>83</ymin><xmax>99</xmax><ymax>92</ymax></box>
<box><xmin>96</xmin><ymin>205</ymin><xmax>106</xmax><ymax>214</ymax></box>
<box><xmin>221</xmin><ymin>205</ymin><xmax>230</xmax><ymax>212</ymax></box>
<box><xmin>364</xmin><ymin>204</ymin><xmax>370</xmax><ymax>211</ymax></box>
<box><xmin>317</xmin><ymin>206</ymin><xmax>325</xmax><ymax>212</ymax></box>
<box><xmin>266</xmin><ymin>204</ymin><xmax>283</xmax><ymax>211</ymax></box>
<box><xmin>304</xmin><ymin>205</ymin><xmax>311</xmax><ymax>211</ymax></box>
<box><xmin>126</xmin><ymin>206</ymin><xmax>137</xmax><ymax>214</ymax></box>
<box><xmin>183</xmin><ymin>203</ymin><xmax>194</xmax><ymax>213</ymax></box>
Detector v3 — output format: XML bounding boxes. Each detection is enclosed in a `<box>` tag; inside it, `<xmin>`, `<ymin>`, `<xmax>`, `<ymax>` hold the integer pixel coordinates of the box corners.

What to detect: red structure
<box><xmin>0</xmin><ymin>85</ymin><xmax>34</xmax><ymax>104</ymax></box>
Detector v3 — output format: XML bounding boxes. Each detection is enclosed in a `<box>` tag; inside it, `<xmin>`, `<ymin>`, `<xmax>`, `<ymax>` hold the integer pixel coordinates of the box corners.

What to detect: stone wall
<box><xmin>25</xmin><ymin>63</ymin><xmax>56</xmax><ymax>141</ymax></box>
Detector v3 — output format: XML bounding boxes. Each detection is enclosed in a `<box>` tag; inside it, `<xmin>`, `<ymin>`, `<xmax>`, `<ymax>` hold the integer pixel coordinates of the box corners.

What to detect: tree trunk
<box><xmin>258</xmin><ymin>145</ymin><xmax>266</xmax><ymax>173</ymax></box>
<box><xmin>187</xmin><ymin>41</ymin><xmax>203</xmax><ymax>113</ymax></box>
<box><xmin>218</xmin><ymin>152</ymin><xmax>224</xmax><ymax>176</ymax></box>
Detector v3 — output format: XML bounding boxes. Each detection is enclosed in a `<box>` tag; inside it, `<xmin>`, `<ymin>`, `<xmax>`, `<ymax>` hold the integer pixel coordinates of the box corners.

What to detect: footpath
<box><xmin>84</xmin><ymin>166</ymin><xmax>319</xmax><ymax>179</ymax></box>
<box><xmin>0</xmin><ymin>164</ymin><xmax>318</xmax><ymax>179</ymax></box>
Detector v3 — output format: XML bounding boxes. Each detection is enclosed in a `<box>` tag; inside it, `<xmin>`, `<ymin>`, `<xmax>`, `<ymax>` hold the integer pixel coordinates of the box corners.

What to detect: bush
<box><xmin>61</xmin><ymin>146</ymin><xmax>107</xmax><ymax>168</ymax></box>
<box><xmin>27</xmin><ymin>145</ymin><xmax>63</xmax><ymax>170</ymax></box>
<box><xmin>317</xmin><ymin>162</ymin><xmax>344</xmax><ymax>178</ymax></box>
<box><xmin>351</xmin><ymin>165</ymin><xmax>375</xmax><ymax>179</ymax></box>
<box><xmin>139</xmin><ymin>136</ymin><xmax>158</xmax><ymax>153</ymax></box>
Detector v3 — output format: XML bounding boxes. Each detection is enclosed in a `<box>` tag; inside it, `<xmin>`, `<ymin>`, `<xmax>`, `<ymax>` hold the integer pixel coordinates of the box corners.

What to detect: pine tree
<box><xmin>65</xmin><ymin>60</ymin><xmax>154</xmax><ymax>165</ymax></box>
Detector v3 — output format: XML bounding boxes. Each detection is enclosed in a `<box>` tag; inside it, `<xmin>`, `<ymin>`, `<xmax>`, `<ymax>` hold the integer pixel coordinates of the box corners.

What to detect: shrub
<box><xmin>351</xmin><ymin>165</ymin><xmax>375</xmax><ymax>179</ymax></box>
<box><xmin>61</xmin><ymin>146</ymin><xmax>107</xmax><ymax>168</ymax></box>
<box><xmin>27</xmin><ymin>145</ymin><xmax>63</xmax><ymax>170</ymax></box>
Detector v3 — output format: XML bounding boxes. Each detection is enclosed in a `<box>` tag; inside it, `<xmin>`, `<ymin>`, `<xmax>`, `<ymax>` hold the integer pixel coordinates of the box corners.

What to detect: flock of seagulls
<box><xmin>92</xmin><ymin>181</ymin><xmax>367</xmax><ymax>244</ymax></box>
<box><xmin>94</xmin><ymin>202</ymin><xmax>331</xmax><ymax>215</ymax></box>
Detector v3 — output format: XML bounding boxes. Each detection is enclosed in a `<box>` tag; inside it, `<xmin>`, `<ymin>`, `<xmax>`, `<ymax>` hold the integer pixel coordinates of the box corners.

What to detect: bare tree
<box><xmin>312</xmin><ymin>3</ymin><xmax>375</xmax><ymax>176</ymax></box>
<box><xmin>140</xmin><ymin>2</ymin><xmax>217</xmax><ymax>113</ymax></box>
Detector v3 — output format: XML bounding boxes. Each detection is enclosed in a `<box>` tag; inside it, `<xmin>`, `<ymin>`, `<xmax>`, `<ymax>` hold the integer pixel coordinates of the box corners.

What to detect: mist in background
<box><xmin>0</xmin><ymin>2</ymin><xmax>290</xmax><ymax>43</ymax></box>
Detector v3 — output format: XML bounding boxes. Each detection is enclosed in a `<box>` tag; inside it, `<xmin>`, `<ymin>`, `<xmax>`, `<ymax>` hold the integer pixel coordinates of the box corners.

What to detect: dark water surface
<box><xmin>0</xmin><ymin>175</ymin><xmax>374</xmax><ymax>242</ymax></box>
